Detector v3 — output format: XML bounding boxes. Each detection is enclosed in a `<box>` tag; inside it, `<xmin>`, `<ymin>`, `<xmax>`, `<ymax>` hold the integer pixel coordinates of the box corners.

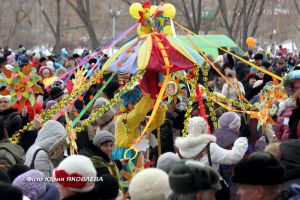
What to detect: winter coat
<box><xmin>289</xmin><ymin>107</ymin><xmax>300</xmax><ymax>139</ymax></box>
<box><xmin>115</xmin><ymin>94</ymin><xmax>166</xmax><ymax>148</ymax></box>
<box><xmin>79</xmin><ymin>142</ymin><xmax>122</xmax><ymax>181</ymax></box>
<box><xmin>176</xmin><ymin>134</ymin><xmax>248</xmax><ymax>171</ymax></box>
<box><xmin>41</xmin><ymin>184</ymin><xmax>60</xmax><ymax>200</ymax></box>
<box><xmin>0</xmin><ymin>108</ymin><xmax>23</xmax><ymax>137</ymax></box>
<box><xmin>0</xmin><ymin>140</ymin><xmax>25</xmax><ymax>170</ymax></box>
<box><xmin>18</xmin><ymin>129</ymin><xmax>38</xmax><ymax>153</ymax></box>
<box><xmin>221</xmin><ymin>80</ymin><xmax>245</xmax><ymax>100</ymax></box>
<box><xmin>235</xmin><ymin>61</ymin><xmax>250</xmax><ymax>82</ymax></box>
<box><xmin>25</xmin><ymin>120</ymin><xmax>66</xmax><ymax>177</ymax></box>
<box><xmin>213</xmin><ymin>128</ymin><xmax>239</xmax><ymax>149</ymax></box>
<box><xmin>274</xmin><ymin>107</ymin><xmax>293</xmax><ymax>141</ymax></box>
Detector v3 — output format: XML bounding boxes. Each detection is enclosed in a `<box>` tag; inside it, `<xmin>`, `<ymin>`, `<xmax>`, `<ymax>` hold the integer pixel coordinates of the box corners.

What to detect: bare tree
<box><xmin>171</xmin><ymin>0</ymin><xmax>203</xmax><ymax>33</ymax></box>
<box><xmin>66</xmin><ymin>0</ymin><xmax>99</xmax><ymax>49</ymax></box>
<box><xmin>3</xmin><ymin>0</ymin><xmax>37</xmax><ymax>47</ymax></box>
<box><xmin>218</xmin><ymin>0</ymin><xmax>266</xmax><ymax>49</ymax></box>
<box><xmin>218</xmin><ymin>0</ymin><xmax>243</xmax><ymax>41</ymax></box>
<box><xmin>38</xmin><ymin>0</ymin><xmax>61</xmax><ymax>54</ymax></box>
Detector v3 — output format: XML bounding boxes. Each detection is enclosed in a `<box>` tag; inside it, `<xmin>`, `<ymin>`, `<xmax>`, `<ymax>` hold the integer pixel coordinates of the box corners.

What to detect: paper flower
<box><xmin>0</xmin><ymin>64</ymin><xmax>43</xmax><ymax>111</ymax></box>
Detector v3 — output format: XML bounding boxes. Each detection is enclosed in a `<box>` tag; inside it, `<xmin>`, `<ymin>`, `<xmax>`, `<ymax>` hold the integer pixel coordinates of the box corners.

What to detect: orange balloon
<box><xmin>246</xmin><ymin>37</ymin><xmax>256</xmax><ymax>48</ymax></box>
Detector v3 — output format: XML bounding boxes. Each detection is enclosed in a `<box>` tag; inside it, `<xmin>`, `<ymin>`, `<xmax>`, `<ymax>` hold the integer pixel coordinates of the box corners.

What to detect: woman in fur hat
<box><xmin>175</xmin><ymin>116</ymin><xmax>248</xmax><ymax>172</ymax></box>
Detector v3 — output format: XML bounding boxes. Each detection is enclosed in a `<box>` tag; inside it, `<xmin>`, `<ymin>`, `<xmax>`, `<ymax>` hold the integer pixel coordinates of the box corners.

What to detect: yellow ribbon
<box><xmin>173</xmin><ymin>21</ymin><xmax>283</xmax><ymax>81</ymax></box>
<box><xmin>125</xmin><ymin>34</ymin><xmax>171</xmax><ymax>155</ymax></box>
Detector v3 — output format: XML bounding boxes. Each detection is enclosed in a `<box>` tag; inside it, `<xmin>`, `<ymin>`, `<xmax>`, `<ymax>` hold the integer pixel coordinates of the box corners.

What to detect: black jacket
<box><xmin>62</xmin><ymin>188</ymin><xmax>99</xmax><ymax>200</ymax></box>
<box><xmin>289</xmin><ymin>107</ymin><xmax>300</xmax><ymax>139</ymax></box>
<box><xmin>79</xmin><ymin>142</ymin><xmax>122</xmax><ymax>177</ymax></box>
<box><xmin>0</xmin><ymin>108</ymin><xmax>23</xmax><ymax>137</ymax></box>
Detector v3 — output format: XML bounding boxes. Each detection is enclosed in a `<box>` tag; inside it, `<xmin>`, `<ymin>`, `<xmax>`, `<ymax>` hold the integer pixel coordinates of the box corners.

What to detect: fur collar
<box><xmin>175</xmin><ymin>134</ymin><xmax>216</xmax><ymax>149</ymax></box>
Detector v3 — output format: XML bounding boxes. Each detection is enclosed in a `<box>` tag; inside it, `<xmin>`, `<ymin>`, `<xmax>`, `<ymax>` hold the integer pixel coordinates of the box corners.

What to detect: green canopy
<box><xmin>174</xmin><ymin>35</ymin><xmax>245</xmax><ymax>59</ymax></box>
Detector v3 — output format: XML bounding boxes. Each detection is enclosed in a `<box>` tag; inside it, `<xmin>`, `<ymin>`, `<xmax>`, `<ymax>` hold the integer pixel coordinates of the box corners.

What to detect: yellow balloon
<box><xmin>150</xmin><ymin>5</ymin><xmax>158</xmax><ymax>15</ymax></box>
<box><xmin>163</xmin><ymin>3</ymin><xmax>176</xmax><ymax>18</ymax></box>
<box><xmin>129</xmin><ymin>3</ymin><xmax>143</xmax><ymax>20</ymax></box>
<box><xmin>163</xmin><ymin>25</ymin><xmax>173</xmax><ymax>35</ymax></box>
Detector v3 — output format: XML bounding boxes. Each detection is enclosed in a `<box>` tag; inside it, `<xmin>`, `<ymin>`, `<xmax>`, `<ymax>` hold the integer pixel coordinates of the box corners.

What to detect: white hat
<box><xmin>175</xmin><ymin>116</ymin><xmax>216</xmax><ymax>159</ymax></box>
<box><xmin>157</xmin><ymin>152</ymin><xmax>180</xmax><ymax>173</ymax></box>
<box><xmin>53</xmin><ymin>155</ymin><xmax>97</xmax><ymax>193</ymax></box>
<box><xmin>0</xmin><ymin>95</ymin><xmax>11</xmax><ymax>102</ymax></box>
<box><xmin>129</xmin><ymin>168</ymin><xmax>172</xmax><ymax>200</ymax></box>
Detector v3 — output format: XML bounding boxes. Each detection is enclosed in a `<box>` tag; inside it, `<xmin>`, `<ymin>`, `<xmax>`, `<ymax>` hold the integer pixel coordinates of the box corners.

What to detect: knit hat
<box><xmin>12</xmin><ymin>169</ymin><xmax>47</xmax><ymax>200</ymax></box>
<box><xmin>39</xmin><ymin>66</ymin><xmax>53</xmax><ymax>78</ymax></box>
<box><xmin>157</xmin><ymin>152</ymin><xmax>180</xmax><ymax>173</ymax></box>
<box><xmin>129</xmin><ymin>168</ymin><xmax>172</xmax><ymax>200</ymax></box>
<box><xmin>175</xmin><ymin>117</ymin><xmax>216</xmax><ymax>159</ymax></box>
<box><xmin>7</xmin><ymin>164</ymin><xmax>30</xmax><ymax>182</ymax></box>
<box><xmin>95</xmin><ymin>174</ymin><xmax>119</xmax><ymax>200</ymax></box>
<box><xmin>232</xmin><ymin>152</ymin><xmax>284</xmax><ymax>185</ymax></box>
<box><xmin>0</xmin><ymin>182</ymin><xmax>23</xmax><ymax>200</ymax></box>
<box><xmin>121</xmin><ymin>87</ymin><xmax>142</xmax><ymax>107</ymax></box>
<box><xmin>93</xmin><ymin>97</ymin><xmax>108</xmax><ymax>109</ymax></box>
<box><xmin>218</xmin><ymin>112</ymin><xmax>241</xmax><ymax>131</ymax></box>
<box><xmin>169</xmin><ymin>160</ymin><xmax>221</xmax><ymax>194</ymax></box>
<box><xmin>93</xmin><ymin>131</ymin><xmax>115</xmax><ymax>148</ymax></box>
<box><xmin>45</xmin><ymin>100</ymin><xmax>57</xmax><ymax>110</ymax></box>
<box><xmin>53</xmin><ymin>155</ymin><xmax>97</xmax><ymax>193</ymax></box>
<box><xmin>0</xmin><ymin>95</ymin><xmax>11</xmax><ymax>103</ymax></box>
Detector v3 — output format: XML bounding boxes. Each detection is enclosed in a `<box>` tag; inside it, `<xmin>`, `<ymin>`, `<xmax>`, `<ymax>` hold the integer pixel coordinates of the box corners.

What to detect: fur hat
<box><xmin>12</xmin><ymin>169</ymin><xmax>47</xmax><ymax>200</ymax></box>
<box><xmin>175</xmin><ymin>116</ymin><xmax>215</xmax><ymax>159</ymax></box>
<box><xmin>93</xmin><ymin>97</ymin><xmax>108</xmax><ymax>109</ymax></box>
<box><xmin>93</xmin><ymin>131</ymin><xmax>115</xmax><ymax>148</ymax></box>
<box><xmin>169</xmin><ymin>160</ymin><xmax>221</xmax><ymax>194</ymax></box>
<box><xmin>232</xmin><ymin>152</ymin><xmax>284</xmax><ymax>185</ymax></box>
<box><xmin>53</xmin><ymin>155</ymin><xmax>97</xmax><ymax>193</ymax></box>
<box><xmin>218</xmin><ymin>112</ymin><xmax>241</xmax><ymax>131</ymax></box>
<box><xmin>129</xmin><ymin>168</ymin><xmax>172</xmax><ymax>200</ymax></box>
<box><xmin>157</xmin><ymin>152</ymin><xmax>180</xmax><ymax>173</ymax></box>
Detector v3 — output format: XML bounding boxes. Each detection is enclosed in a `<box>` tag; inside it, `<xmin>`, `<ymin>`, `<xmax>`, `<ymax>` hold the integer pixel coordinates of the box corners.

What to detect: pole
<box><xmin>113</xmin><ymin>16</ymin><xmax>115</xmax><ymax>39</ymax></box>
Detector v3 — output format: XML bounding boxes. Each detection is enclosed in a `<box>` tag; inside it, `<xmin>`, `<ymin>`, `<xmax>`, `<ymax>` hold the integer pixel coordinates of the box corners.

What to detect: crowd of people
<box><xmin>0</xmin><ymin>44</ymin><xmax>299</xmax><ymax>200</ymax></box>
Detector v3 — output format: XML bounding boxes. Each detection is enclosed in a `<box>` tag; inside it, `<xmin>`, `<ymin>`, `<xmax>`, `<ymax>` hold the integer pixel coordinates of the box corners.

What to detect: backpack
<box><xmin>0</xmin><ymin>146</ymin><xmax>20</xmax><ymax>171</ymax></box>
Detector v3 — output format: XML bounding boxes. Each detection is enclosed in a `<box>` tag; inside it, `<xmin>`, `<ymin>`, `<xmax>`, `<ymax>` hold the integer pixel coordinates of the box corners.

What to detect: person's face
<box><xmin>277</xmin><ymin>61</ymin><xmax>285</xmax><ymax>69</ymax></box>
<box><xmin>249</xmin><ymin>78</ymin><xmax>256</xmax><ymax>85</ymax></box>
<box><xmin>256</xmin><ymin>60</ymin><xmax>263</xmax><ymax>66</ymax></box>
<box><xmin>217</xmin><ymin>76</ymin><xmax>224</xmax><ymax>83</ymax></box>
<box><xmin>196</xmin><ymin>190</ymin><xmax>216</xmax><ymax>200</ymax></box>
<box><xmin>257</xmin><ymin>71</ymin><xmax>265</xmax><ymax>79</ymax></box>
<box><xmin>237</xmin><ymin>184</ymin><xmax>262</xmax><ymax>200</ymax></box>
<box><xmin>100</xmin><ymin>141</ymin><xmax>114</xmax><ymax>157</ymax></box>
<box><xmin>0</xmin><ymin>98</ymin><xmax>9</xmax><ymax>111</ymax></box>
<box><xmin>293</xmin><ymin>79</ymin><xmax>300</xmax><ymax>91</ymax></box>
<box><xmin>127</xmin><ymin>101</ymin><xmax>138</xmax><ymax>111</ymax></box>
<box><xmin>42</xmin><ymin>69</ymin><xmax>51</xmax><ymax>78</ymax></box>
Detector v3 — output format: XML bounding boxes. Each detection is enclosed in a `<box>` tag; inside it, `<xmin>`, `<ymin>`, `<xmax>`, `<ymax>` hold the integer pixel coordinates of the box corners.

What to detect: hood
<box><xmin>35</xmin><ymin>120</ymin><xmax>66</xmax><ymax>151</ymax></box>
<box><xmin>214</xmin><ymin>128</ymin><xmax>239</xmax><ymax>149</ymax></box>
<box><xmin>280</xmin><ymin>139</ymin><xmax>300</xmax><ymax>171</ymax></box>
<box><xmin>175</xmin><ymin>134</ymin><xmax>216</xmax><ymax>159</ymax></box>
